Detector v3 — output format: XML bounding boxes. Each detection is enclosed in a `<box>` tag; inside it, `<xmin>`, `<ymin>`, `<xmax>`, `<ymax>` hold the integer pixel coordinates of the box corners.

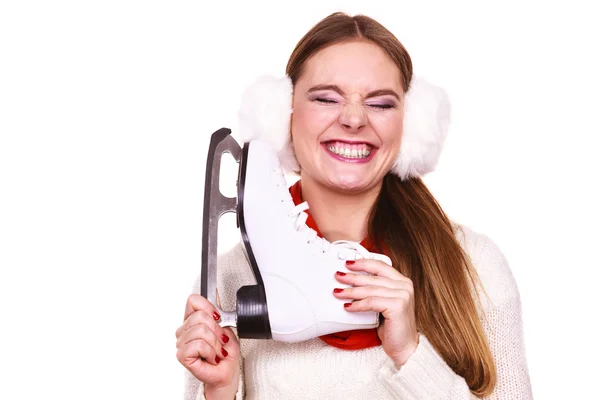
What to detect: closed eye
<box><xmin>315</xmin><ymin>98</ymin><xmax>338</xmax><ymax>104</ymax></box>
<box><xmin>368</xmin><ymin>103</ymin><xmax>395</xmax><ymax>110</ymax></box>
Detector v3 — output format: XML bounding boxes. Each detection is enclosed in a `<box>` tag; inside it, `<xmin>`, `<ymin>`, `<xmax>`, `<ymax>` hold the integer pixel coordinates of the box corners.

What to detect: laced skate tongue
<box><xmin>331</xmin><ymin>240</ymin><xmax>371</xmax><ymax>259</ymax></box>
<box><xmin>330</xmin><ymin>240</ymin><xmax>392</xmax><ymax>266</ymax></box>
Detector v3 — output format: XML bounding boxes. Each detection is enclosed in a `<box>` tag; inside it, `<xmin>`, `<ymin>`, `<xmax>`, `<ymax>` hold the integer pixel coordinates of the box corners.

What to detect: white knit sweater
<box><xmin>183</xmin><ymin>225</ymin><xmax>533</xmax><ymax>399</ymax></box>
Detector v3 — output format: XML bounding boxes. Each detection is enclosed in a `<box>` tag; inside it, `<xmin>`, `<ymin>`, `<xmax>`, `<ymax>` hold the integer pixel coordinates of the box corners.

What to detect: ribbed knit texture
<box><xmin>183</xmin><ymin>224</ymin><xmax>533</xmax><ymax>399</ymax></box>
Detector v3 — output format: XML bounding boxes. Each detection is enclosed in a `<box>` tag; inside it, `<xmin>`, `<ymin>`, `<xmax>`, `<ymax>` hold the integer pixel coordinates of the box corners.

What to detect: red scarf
<box><xmin>289</xmin><ymin>180</ymin><xmax>383</xmax><ymax>350</ymax></box>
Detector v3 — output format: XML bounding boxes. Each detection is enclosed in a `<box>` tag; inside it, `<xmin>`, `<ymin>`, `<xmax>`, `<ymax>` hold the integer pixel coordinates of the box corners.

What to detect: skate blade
<box><xmin>200</xmin><ymin>128</ymin><xmax>241</xmax><ymax>328</ymax></box>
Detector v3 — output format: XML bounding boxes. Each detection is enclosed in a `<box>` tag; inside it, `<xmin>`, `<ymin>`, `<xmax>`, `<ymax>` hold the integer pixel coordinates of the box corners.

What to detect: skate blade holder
<box><xmin>200</xmin><ymin>128</ymin><xmax>272</xmax><ymax>339</ymax></box>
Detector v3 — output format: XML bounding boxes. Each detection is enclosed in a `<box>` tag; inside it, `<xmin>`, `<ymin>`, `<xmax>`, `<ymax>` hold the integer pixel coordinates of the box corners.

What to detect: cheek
<box><xmin>292</xmin><ymin>101</ymin><xmax>339</xmax><ymax>134</ymax></box>
<box><xmin>370</xmin><ymin>112</ymin><xmax>404</xmax><ymax>148</ymax></box>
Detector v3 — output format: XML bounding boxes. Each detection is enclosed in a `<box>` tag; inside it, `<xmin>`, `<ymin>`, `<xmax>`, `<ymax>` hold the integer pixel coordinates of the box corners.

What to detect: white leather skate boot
<box><xmin>201</xmin><ymin>128</ymin><xmax>392</xmax><ymax>343</ymax></box>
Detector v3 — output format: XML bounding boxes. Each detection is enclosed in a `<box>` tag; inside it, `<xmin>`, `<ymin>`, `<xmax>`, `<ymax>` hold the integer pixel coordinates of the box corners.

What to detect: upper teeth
<box><xmin>327</xmin><ymin>145</ymin><xmax>371</xmax><ymax>158</ymax></box>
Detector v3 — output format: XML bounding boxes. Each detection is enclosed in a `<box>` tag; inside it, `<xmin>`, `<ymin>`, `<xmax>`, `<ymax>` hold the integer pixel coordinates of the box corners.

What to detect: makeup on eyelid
<box><xmin>308</xmin><ymin>94</ymin><xmax>397</xmax><ymax>109</ymax></box>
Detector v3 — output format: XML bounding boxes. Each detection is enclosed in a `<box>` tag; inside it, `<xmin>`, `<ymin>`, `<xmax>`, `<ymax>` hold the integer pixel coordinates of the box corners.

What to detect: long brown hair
<box><xmin>286</xmin><ymin>12</ymin><xmax>496</xmax><ymax>397</ymax></box>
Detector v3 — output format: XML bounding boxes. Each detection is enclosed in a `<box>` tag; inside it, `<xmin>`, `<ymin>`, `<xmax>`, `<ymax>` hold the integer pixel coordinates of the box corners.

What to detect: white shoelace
<box><xmin>287</xmin><ymin>201</ymin><xmax>374</xmax><ymax>260</ymax></box>
<box><xmin>273</xmin><ymin>167</ymin><xmax>376</xmax><ymax>260</ymax></box>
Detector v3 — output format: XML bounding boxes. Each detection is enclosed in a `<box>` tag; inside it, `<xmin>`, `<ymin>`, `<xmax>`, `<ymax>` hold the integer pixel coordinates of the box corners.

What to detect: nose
<box><xmin>338</xmin><ymin>102</ymin><xmax>367</xmax><ymax>133</ymax></box>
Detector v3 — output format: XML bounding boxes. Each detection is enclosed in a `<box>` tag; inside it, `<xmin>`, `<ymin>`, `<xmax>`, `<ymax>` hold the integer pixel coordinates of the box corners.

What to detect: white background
<box><xmin>1</xmin><ymin>1</ymin><xmax>598</xmax><ymax>399</ymax></box>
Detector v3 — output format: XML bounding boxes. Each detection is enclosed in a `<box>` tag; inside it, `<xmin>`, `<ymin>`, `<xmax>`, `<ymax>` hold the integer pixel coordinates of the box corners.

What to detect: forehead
<box><xmin>300</xmin><ymin>40</ymin><xmax>403</xmax><ymax>90</ymax></box>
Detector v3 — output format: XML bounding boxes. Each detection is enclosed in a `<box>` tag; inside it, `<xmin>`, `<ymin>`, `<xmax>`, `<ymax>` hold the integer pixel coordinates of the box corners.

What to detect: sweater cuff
<box><xmin>378</xmin><ymin>334</ymin><xmax>460</xmax><ymax>399</ymax></box>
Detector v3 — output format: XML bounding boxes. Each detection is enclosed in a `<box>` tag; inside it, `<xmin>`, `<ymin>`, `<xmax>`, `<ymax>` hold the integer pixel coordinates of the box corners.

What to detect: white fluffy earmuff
<box><xmin>237</xmin><ymin>74</ymin><xmax>450</xmax><ymax>180</ymax></box>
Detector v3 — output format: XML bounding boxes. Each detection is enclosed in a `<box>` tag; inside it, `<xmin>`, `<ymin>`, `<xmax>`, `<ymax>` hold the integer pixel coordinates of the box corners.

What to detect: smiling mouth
<box><xmin>324</xmin><ymin>141</ymin><xmax>373</xmax><ymax>159</ymax></box>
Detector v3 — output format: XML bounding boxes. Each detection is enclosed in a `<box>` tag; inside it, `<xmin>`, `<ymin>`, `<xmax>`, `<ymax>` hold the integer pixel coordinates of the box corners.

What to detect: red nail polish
<box><xmin>336</xmin><ymin>271</ymin><xmax>346</xmax><ymax>276</ymax></box>
<box><xmin>213</xmin><ymin>311</ymin><xmax>220</xmax><ymax>321</ymax></box>
<box><xmin>215</xmin><ymin>356</ymin><xmax>221</xmax><ymax>364</ymax></box>
<box><xmin>221</xmin><ymin>348</ymin><xmax>228</xmax><ymax>357</ymax></box>
<box><xmin>344</xmin><ymin>303</ymin><xmax>352</xmax><ymax>308</ymax></box>
<box><xmin>346</xmin><ymin>260</ymin><xmax>355</xmax><ymax>265</ymax></box>
<box><xmin>333</xmin><ymin>288</ymin><xmax>344</xmax><ymax>293</ymax></box>
<box><xmin>222</xmin><ymin>334</ymin><xmax>229</xmax><ymax>343</ymax></box>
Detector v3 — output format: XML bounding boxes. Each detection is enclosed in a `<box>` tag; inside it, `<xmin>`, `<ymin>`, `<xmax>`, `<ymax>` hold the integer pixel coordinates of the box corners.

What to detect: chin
<box><xmin>326</xmin><ymin>174</ymin><xmax>372</xmax><ymax>193</ymax></box>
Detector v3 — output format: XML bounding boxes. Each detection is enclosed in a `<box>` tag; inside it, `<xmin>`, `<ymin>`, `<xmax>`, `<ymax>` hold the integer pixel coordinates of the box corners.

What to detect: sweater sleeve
<box><xmin>183</xmin><ymin>245</ymin><xmax>249</xmax><ymax>400</ymax></box>
<box><xmin>377</xmin><ymin>230</ymin><xmax>533</xmax><ymax>399</ymax></box>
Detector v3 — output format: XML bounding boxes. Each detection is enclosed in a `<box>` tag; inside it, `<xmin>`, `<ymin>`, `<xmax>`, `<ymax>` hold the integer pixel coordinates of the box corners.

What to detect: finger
<box><xmin>177</xmin><ymin>337</ymin><xmax>220</xmax><ymax>366</ymax></box>
<box><xmin>221</xmin><ymin>327</ymin><xmax>240</xmax><ymax>357</ymax></box>
<box><xmin>177</xmin><ymin>324</ymin><xmax>224</xmax><ymax>359</ymax></box>
<box><xmin>177</xmin><ymin>324</ymin><xmax>233</xmax><ymax>358</ymax></box>
<box><xmin>176</xmin><ymin>310</ymin><xmax>229</xmax><ymax>346</ymax></box>
<box><xmin>335</xmin><ymin>271</ymin><xmax>413</xmax><ymax>292</ymax></box>
<box><xmin>184</xmin><ymin>294</ymin><xmax>221</xmax><ymax>322</ymax></box>
<box><xmin>333</xmin><ymin>285</ymin><xmax>407</xmax><ymax>301</ymax></box>
<box><xmin>344</xmin><ymin>259</ymin><xmax>409</xmax><ymax>281</ymax></box>
<box><xmin>343</xmin><ymin>295</ymin><xmax>412</xmax><ymax>316</ymax></box>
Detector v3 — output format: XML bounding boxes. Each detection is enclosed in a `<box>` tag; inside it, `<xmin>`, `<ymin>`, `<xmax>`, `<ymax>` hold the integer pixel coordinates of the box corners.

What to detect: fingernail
<box><xmin>333</xmin><ymin>288</ymin><xmax>344</xmax><ymax>293</ymax></box>
<box><xmin>346</xmin><ymin>260</ymin><xmax>355</xmax><ymax>265</ymax></box>
<box><xmin>336</xmin><ymin>271</ymin><xmax>346</xmax><ymax>276</ymax></box>
<box><xmin>222</xmin><ymin>334</ymin><xmax>229</xmax><ymax>343</ymax></box>
<box><xmin>221</xmin><ymin>348</ymin><xmax>228</xmax><ymax>357</ymax></box>
<box><xmin>213</xmin><ymin>311</ymin><xmax>220</xmax><ymax>321</ymax></box>
<box><xmin>344</xmin><ymin>303</ymin><xmax>352</xmax><ymax>308</ymax></box>
<box><xmin>215</xmin><ymin>356</ymin><xmax>221</xmax><ymax>364</ymax></box>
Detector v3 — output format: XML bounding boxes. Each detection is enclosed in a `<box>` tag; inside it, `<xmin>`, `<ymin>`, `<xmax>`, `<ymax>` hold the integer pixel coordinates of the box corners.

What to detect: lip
<box><xmin>321</xmin><ymin>143</ymin><xmax>377</xmax><ymax>163</ymax></box>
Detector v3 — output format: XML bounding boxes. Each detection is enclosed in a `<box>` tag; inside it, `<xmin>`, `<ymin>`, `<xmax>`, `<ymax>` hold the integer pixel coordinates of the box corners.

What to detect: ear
<box><xmin>390</xmin><ymin>76</ymin><xmax>451</xmax><ymax>180</ymax></box>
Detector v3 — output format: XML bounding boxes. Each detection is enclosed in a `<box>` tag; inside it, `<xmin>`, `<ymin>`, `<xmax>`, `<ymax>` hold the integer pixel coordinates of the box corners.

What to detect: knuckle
<box><xmin>187</xmin><ymin>293</ymin><xmax>199</xmax><ymax>304</ymax></box>
<box><xmin>188</xmin><ymin>294</ymin><xmax>211</xmax><ymax>310</ymax></box>
<box><xmin>200</xmin><ymin>341</ymin><xmax>216</xmax><ymax>359</ymax></box>
<box><xmin>198</xmin><ymin>323</ymin><xmax>212</xmax><ymax>337</ymax></box>
<box><xmin>189</xmin><ymin>324</ymin><xmax>208</xmax><ymax>340</ymax></box>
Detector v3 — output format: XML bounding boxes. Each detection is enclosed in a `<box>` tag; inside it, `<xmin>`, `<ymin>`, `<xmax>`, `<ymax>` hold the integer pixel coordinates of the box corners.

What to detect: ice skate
<box><xmin>201</xmin><ymin>128</ymin><xmax>392</xmax><ymax>342</ymax></box>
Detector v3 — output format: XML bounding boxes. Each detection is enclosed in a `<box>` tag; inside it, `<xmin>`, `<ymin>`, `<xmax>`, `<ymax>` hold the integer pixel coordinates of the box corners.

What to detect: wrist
<box><xmin>204</xmin><ymin>382</ymin><xmax>237</xmax><ymax>400</ymax></box>
<box><xmin>392</xmin><ymin>336</ymin><xmax>420</xmax><ymax>369</ymax></box>
<box><xmin>204</xmin><ymin>373</ymin><xmax>239</xmax><ymax>400</ymax></box>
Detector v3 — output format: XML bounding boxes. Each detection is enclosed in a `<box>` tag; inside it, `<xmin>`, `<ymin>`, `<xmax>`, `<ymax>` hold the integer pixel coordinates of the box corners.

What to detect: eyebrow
<box><xmin>307</xmin><ymin>84</ymin><xmax>401</xmax><ymax>100</ymax></box>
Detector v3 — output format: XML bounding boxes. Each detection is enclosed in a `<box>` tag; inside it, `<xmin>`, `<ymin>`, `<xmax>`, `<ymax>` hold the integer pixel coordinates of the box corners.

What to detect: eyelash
<box><xmin>315</xmin><ymin>98</ymin><xmax>337</xmax><ymax>104</ymax></box>
<box><xmin>315</xmin><ymin>98</ymin><xmax>395</xmax><ymax>109</ymax></box>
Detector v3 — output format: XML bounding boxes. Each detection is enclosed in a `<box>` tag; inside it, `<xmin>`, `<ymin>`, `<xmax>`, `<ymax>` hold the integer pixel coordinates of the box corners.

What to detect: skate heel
<box><xmin>236</xmin><ymin>285</ymin><xmax>271</xmax><ymax>339</ymax></box>
<box><xmin>201</xmin><ymin>128</ymin><xmax>273</xmax><ymax>339</ymax></box>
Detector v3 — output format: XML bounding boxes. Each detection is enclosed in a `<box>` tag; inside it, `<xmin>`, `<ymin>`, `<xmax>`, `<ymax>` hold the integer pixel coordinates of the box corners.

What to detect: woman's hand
<box><xmin>176</xmin><ymin>294</ymin><xmax>240</xmax><ymax>397</ymax></box>
<box><xmin>333</xmin><ymin>259</ymin><xmax>419</xmax><ymax>368</ymax></box>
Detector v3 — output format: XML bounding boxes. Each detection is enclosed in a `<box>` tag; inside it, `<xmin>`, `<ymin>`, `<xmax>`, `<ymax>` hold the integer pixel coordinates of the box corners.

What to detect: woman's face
<box><xmin>291</xmin><ymin>40</ymin><xmax>405</xmax><ymax>193</ymax></box>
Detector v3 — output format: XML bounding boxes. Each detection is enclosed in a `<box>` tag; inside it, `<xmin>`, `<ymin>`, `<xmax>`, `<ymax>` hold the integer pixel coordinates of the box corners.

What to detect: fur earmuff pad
<box><xmin>237</xmin><ymin>75</ymin><xmax>450</xmax><ymax>180</ymax></box>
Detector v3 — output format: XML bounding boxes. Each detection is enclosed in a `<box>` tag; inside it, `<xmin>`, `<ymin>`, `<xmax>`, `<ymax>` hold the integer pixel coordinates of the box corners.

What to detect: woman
<box><xmin>176</xmin><ymin>12</ymin><xmax>533</xmax><ymax>399</ymax></box>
